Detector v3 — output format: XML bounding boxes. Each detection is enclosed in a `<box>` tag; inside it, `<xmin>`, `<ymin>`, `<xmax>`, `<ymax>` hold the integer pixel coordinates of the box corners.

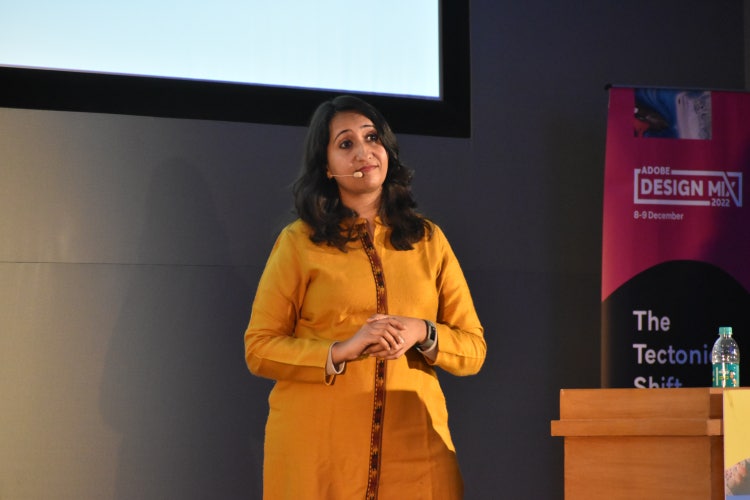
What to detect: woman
<box><xmin>244</xmin><ymin>95</ymin><xmax>486</xmax><ymax>499</ymax></box>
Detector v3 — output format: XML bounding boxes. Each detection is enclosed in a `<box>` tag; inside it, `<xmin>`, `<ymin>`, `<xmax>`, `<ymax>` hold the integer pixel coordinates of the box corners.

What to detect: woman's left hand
<box><xmin>364</xmin><ymin>314</ymin><xmax>427</xmax><ymax>359</ymax></box>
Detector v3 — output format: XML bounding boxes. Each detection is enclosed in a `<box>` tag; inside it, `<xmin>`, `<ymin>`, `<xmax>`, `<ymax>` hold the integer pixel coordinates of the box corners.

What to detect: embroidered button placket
<box><xmin>359</xmin><ymin>224</ymin><xmax>388</xmax><ymax>500</ymax></box>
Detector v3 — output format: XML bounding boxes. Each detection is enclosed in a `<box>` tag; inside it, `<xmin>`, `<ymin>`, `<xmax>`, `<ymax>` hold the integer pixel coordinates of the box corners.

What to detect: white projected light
<box><xmin>0</xmin><ymin>0</ymin><xmax>469</xmax><ymax>137</ymax></box>
<box><xmin>0</xmin><ymin>0</ymin><xmax>440</xmax><ymax>99</ymax></box>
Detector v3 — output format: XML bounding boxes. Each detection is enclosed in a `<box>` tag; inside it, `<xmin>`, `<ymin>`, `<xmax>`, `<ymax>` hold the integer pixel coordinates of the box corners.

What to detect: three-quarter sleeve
<box><xmin>244</xmin><ymin>226</ymin><xmax>332</xmax><ymax>384</ymax></box>
<box><xmin>429</xmin><ymin>226</ymin><xmax>487</xmax><ymax>376</ymax></box>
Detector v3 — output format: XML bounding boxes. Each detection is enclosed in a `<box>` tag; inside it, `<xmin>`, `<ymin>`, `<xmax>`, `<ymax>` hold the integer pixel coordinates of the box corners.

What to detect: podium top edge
<box><xmin>557</xmin><ymin>388</ymin><xmax>732</xmax><ymax>420</ymax></box>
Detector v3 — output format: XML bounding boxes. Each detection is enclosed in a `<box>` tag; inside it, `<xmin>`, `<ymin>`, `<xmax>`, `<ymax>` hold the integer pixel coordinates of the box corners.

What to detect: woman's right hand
<box><xmin>331</xmin><ymin>315</ymin><xmax>406</xmax><ymax>364</ymax></box>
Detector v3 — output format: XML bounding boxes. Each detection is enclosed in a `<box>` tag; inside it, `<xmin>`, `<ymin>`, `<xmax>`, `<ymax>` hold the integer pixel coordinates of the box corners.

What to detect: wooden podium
<box><xmin>551</xmin><ymin>388</ymin><xmax>724</xmax><ymax>499</ymax></box>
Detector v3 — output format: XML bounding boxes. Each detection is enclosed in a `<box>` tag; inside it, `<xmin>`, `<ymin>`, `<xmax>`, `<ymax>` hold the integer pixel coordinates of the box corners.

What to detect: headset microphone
<box><xmin>330</xmin><ymin>171</ymin><xmax>364</xmax><ymax>178</ymax></box>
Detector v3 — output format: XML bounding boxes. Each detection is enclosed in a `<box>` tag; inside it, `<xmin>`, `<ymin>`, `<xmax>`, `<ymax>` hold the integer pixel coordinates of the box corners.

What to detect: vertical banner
<box><xmin>602</xmin><ymin>87</ymin><xmax>750</xmax><ymax>388</ymax></box>
<box><xmin>725</xmin><ymin>389</ymin><xmax>750</xmax><ymax>498</ymax></box>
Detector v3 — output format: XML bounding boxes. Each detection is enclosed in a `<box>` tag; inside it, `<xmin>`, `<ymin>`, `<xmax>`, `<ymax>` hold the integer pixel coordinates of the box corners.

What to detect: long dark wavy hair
<box><xmin>293</xmin><ymin>95</ymin><xmax>431</xmax><ymax>251</ymax></box>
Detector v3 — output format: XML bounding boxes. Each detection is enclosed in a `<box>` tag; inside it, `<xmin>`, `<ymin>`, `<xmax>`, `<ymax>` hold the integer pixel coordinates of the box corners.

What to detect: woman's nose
<box><xmin>354</xmin><ymin>142</ymin><xmax>370</xmax><ymax>160</ymax></box>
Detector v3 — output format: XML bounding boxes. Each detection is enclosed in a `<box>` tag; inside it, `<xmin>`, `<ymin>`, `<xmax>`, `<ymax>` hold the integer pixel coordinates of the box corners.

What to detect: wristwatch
<box><xmin>416</xmin><ymin>320</ymin><xmax>437</xmax><ymax>352</ymax></box>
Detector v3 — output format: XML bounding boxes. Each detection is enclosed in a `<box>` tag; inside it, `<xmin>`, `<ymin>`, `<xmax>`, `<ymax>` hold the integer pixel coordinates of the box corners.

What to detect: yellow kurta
<box><xmin>244</xmin><ymin>218</ymin><xmax>486</xmax><ymax>500</ymax></box>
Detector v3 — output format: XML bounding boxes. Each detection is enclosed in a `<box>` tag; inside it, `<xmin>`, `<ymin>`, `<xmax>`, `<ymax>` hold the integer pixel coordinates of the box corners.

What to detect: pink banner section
<box><xmin>603</xmin><ymin>88</ymin><xmax>749</xmax><ymax>301</ymax></box>
<box><xmin>601</xmin><ymin>87</ymin><xmax>750</xmax><ymax>388</ymax></box>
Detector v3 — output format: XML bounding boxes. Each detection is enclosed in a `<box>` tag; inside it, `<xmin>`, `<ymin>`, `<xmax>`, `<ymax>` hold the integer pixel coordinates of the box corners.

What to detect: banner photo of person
<box><xmin>601</xmin><ymin>87</ymin><xmax>750</xmax><ymax>388</ymax></box>
<box><xmin>724</xmin><ymin>390</ymin><xmax>750</xmax><ymax>497</ymax></box>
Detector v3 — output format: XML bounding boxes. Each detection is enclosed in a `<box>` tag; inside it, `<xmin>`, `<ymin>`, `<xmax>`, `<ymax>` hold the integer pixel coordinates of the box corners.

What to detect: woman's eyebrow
<box><xmin>333</xmin><ymin>124</ymin><xmax>375</xmax><ymax>141</ymax></box>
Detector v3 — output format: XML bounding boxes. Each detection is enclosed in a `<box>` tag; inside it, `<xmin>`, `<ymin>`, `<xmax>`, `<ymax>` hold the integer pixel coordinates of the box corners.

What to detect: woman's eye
<box><xmin>366</xmin><ymin>133</ymin><xmax>379</xmax><ymax>142</ymax></box>
<box><xmin>338</xmin><ymin>140</ymin><xmax>352</xmax><ymax>149</ymax></box>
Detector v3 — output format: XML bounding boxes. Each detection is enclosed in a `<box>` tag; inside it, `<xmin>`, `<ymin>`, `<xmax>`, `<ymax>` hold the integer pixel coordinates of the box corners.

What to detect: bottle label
<box><xmin>712</xmin><ymin>363</ymin><xmax>740</xmax><ymax>387</ymax></box>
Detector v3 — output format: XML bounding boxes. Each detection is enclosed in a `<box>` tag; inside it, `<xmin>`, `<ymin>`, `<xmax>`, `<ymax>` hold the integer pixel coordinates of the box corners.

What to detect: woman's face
<box><xmin>326</xmin><ymin>111</ymin><xmax>388</xmax><ymax>198</ymax></box>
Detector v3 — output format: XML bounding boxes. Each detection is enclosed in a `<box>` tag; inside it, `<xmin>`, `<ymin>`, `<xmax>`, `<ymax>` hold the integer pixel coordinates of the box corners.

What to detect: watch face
<box><xmin>417</xmin><ymin>321</ymin><xmax>436</xmax><ymax>352</ymax></box>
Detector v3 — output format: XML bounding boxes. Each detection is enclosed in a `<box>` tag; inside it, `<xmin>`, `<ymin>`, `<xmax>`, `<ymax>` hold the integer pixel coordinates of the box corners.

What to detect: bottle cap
<box><xmin>719</xmin><ymin>326</ymin><xmax>733</xmax><ymax>335</ymax></box>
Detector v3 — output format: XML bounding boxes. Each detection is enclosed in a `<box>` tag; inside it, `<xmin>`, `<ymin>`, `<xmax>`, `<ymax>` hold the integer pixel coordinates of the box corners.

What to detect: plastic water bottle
<box><xmin>711</xmin><ymin>326</ymin><xmax>740</xmax><ymax>387</ymax></box>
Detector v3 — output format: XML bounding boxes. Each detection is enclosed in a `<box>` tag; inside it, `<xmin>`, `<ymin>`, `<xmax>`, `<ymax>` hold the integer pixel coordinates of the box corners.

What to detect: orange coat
<box><xmin>245</xmin><ymin>218</ymin><xmax>485</xmax><ymax>499</ymax></box>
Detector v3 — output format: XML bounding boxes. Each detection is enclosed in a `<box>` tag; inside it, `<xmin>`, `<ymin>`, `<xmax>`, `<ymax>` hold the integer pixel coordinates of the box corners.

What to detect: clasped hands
<box><xmin>331</xmin><ymin>314</ymin><xmax>427</xmax><ymax>364</ymax></box>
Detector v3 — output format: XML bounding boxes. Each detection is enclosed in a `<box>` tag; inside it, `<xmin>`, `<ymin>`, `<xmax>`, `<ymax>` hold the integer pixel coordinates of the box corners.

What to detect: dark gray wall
<box><xmin>0</xmin><ymin>1</ymin><xmax>744</xmax><ymax>498</ymax></box>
